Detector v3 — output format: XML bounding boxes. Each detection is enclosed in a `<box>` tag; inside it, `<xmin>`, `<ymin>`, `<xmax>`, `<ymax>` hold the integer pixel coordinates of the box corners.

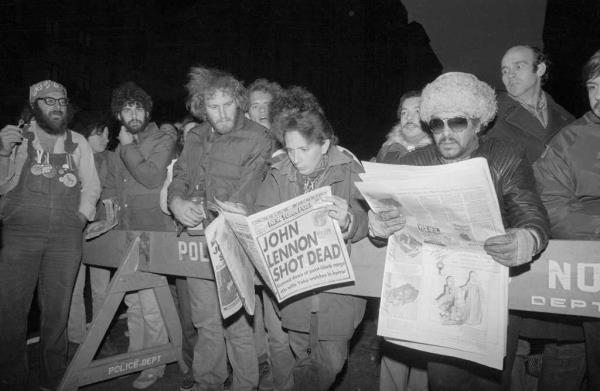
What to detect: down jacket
<box><xmin>168</xmin><ymin>113</ymin><xmax>275</xmax><ymax>209</ymax></box>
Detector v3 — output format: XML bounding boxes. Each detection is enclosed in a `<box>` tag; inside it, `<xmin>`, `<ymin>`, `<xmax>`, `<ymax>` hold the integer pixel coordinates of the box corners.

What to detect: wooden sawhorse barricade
<box><xmin>58</xmin><ymin>230</ymin><xmax>213</xmax><ymax>391</ymax></box>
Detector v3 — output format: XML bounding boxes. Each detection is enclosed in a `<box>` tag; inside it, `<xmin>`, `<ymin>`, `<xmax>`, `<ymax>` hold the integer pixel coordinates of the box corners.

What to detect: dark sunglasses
<box><xmin>428</xmin><ymin>116</ymin><xmax>470</xmax><ymax>134</ymax></box>
<box><xmin>36</xmin><ymin>97</ymin><xmax>69</xmax><ymax>106</ymax></box>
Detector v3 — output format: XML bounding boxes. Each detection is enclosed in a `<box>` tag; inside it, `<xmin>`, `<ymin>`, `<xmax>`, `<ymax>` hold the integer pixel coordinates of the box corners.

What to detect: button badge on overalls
<box><xmin>60</xmin><ymin>173</ymin><xmax>77</xmax><ymax>187</ymax></box>
<box><xmin>42</xmin><ymin>165</ymin><xmax>57</xmax><ymax>178</ymax></box>
<box><xmin>30</xmin><ymin>164</ymin><xmax>43</xmax><ymax>175</ymax></box>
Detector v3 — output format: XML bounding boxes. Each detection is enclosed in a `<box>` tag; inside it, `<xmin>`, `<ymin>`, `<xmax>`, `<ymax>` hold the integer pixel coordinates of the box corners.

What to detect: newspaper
<box><xmin>205</xmin><ymin>214</ymin><xmax>255</xmax><ymax>318</ymax></box>
<box><xmin>357</xmin><ymin>157</ymin><xmax>509</xmax><ymax>369</ymax></box>
<box><xmin>205</xmin><ymin>187</ymin><xmax>355</xmax><ymax>313</ymax></box>
<box><xmin>85</xmin><ymin>198</ymin><xmax>120</xmax><ymax>240</ymax></box>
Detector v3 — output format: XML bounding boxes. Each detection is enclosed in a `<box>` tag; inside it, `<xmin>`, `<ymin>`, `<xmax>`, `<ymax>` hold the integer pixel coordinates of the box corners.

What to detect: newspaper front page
<box><xmin>207</xmin><ymin>187</ymin><xmax>355</xmax><ymax>314</ymax></box>
<box><xmin>358</xmin><ymin>157</ymin><xmax>508</xmax><ymax>369</ymax></box>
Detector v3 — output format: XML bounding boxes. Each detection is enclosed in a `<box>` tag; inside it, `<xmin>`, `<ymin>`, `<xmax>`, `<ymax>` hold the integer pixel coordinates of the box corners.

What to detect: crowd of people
<box><xmin>0</xmin><ymin>44</ymin><xmax>598</xmax><ymax>391</ymax></box>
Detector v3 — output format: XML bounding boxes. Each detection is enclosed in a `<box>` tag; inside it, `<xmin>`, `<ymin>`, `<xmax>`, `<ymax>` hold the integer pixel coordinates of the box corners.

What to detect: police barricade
<box><xmin>59</xmin><ymin>232</ymin><xmax>600</xmax><ymax>390</ymax></box>
<box><xmin>58</xmin><ymin>229</ymin><xmax>212</xmax><ymax>391</ymax></box>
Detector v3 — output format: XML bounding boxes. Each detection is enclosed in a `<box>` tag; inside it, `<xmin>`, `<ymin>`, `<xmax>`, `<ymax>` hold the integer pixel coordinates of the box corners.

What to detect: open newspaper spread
<box><xmin>204</xmin><ymin>186</ymin><xmax>355</xmax><ymax>318</ymax></box>
<box><xmin>357</xmin><ymin>157</ymin><xmax>508</xmax><ymax>369</ymax></box>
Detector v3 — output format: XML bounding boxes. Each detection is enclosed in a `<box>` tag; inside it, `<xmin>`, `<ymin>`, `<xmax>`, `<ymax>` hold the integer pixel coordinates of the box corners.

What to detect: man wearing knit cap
<box><xmin>369</xmin><ymin>72</ymin><xmax>550</xmax><ymax>391</ymax></box>
<box><xmin>0</xmin><ymin>80</ymin><xmax>101</xmax><ymax>390</ymax></box>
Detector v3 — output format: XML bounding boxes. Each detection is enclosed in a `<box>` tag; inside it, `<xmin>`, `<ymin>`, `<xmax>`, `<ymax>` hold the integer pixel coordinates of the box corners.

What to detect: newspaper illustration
<box><xmin>357</xmin><ymin>157</ymin><xmax>509</xmax><ymax>369</ymax></box>
<box><xmin>210</xmin><ymin>187</ymin><xmax>355</xmax><ymax>304</ymax></box>
<box><xmin>205</xmin><ymin>214</ymin><xmax>255</xmax><ymax>319</ymax></box>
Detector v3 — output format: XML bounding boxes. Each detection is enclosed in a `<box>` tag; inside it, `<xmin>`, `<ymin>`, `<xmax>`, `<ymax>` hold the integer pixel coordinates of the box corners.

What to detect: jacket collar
<box><xmin>499</xmin><ymin>91</ymin><xmax>562</xmax><ymax>141</ymax></box>
<box><xmin>136</xmin><ymin>122</ymin><xmax>159</xmax><ymax>143</ymax></box>
<box><xmin>272</xmin><ymin>145</ymin><xmax>353</xmax><ymax>184</ymax></box>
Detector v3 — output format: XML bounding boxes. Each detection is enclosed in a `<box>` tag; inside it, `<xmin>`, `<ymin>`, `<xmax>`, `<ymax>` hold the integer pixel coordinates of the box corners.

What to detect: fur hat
<box><xmin>420</xmin><ymin>72</ymin><xmax>497</xmax><ymax>127</ymax></box>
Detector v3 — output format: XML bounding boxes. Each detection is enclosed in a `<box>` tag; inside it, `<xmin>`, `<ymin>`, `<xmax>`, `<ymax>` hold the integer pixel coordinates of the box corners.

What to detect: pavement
<box><xmin>25</xmin><ymin>299</ymin><xmax>381</xmax><ymax>391</ymax></box>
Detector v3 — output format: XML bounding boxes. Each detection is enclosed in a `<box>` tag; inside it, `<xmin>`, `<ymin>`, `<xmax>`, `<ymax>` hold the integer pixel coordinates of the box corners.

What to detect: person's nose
<box><xmin>218</xmin><ymin>106</ymin><xmax>226</xmax><ymax>120</ymax></box>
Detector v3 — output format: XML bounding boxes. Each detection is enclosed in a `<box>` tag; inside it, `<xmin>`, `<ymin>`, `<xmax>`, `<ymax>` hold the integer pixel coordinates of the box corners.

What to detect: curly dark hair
<box><xmin>247</xmin><ymin>78</ymin><xmax>283</xmax><ymax>101</ymax></box>
<box><xmin>111</xmin><ymin>81</ymin><xmax>153</xmax><ymax>117</ymax></box>
<box><xmin>270</xmin><ymin>86</ymin><xmax>336</xmax><ymax>146</ymax></box>
<box><xmin>185</xmin><ymin>66</ymin><xmax>247</xmax><ymax>121</ymax></box>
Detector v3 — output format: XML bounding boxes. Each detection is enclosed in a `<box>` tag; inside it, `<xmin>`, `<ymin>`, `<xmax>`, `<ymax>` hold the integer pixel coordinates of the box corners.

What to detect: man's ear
<box><xmin>536</xmin><ymin>62</ymin><xmax>547</xmax><ymax>79</ymax></box>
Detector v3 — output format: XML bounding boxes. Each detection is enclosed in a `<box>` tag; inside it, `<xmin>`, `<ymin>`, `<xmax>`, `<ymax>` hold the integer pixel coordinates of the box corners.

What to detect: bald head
<box><xmin>501</xmin><ymin>46</ymin><xmax>546</xmax><ymax>102</ymax></box>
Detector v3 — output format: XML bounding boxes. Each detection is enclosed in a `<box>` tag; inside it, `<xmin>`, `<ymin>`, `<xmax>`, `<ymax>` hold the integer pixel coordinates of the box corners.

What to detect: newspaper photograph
<box><xmin>218</xmin><ymin>187</ymin><xmax>355</xmax><ymax>303</ymax></box>
<box><xmin>358</xmin><ymin>157</ymin><xmax>509</xmax><ymax>369</ymax></box>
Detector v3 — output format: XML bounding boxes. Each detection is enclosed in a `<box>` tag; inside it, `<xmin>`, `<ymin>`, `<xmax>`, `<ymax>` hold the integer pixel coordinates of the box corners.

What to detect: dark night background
<box><xmin>1</xmin><ymin>0</ymin><xmax>600</xmax><ymax>160</ymax></box>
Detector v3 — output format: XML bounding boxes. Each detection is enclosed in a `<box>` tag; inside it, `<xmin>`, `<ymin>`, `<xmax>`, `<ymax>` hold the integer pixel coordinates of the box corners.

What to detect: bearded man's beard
<box><xmin>122</xmin><ymin>117</ymin><xmax>149</xmax><ymax>134</ymax></box>
<box><xmin>33</xmin><ymin>105</ymin><xmax>67</xmax><ymax>135</ymax></box>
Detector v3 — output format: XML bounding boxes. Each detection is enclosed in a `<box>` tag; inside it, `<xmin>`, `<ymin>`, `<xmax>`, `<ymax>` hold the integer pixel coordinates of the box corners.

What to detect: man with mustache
<box><xmin>369</xmin><ymin>72</ymin><xmax>550</xmax><ymax>391</ymax></box>
<box><xmin>376</xmin><ymin>90</ymin><xmax>432</xmax><ymax>163</ymax></box>
<box><xmin>0</xmin><ymin>80</ymin><xmax>100</xmax><ymax>390</ymax></box>
<box><xmin>534</xmin><ymin>48</ymin><xmax>600</xmax><ymax>391</ymax></box>
<box><xmin>104</xmin><ymin>81</ymin><xmax>177</xmax><ymax>389</ymax></box>
<box><xmin>169</xmin><ymin>67</ymin><xmax>275</xmax><ymax>391</ymax></box>
<box><xmin>488</xmin><ymin>45</ymin><xmax>584</xmax><ymax>390</ymax></box>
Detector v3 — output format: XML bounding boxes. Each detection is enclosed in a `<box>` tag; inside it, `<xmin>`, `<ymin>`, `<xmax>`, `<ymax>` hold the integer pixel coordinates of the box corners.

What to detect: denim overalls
<box><xmin>0</xmin><ymin>129</ymin><xmax>86</xmax><ymax>389</ymax></box>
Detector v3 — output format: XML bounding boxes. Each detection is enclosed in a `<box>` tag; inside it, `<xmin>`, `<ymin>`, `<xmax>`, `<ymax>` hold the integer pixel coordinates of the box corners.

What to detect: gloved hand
<box><xmin>368</xmin><ymin>209</ymin><xmax>406</xmax><ymax>239</ymax></box>
<box><xmin>484</xmin><ymin>228</ymin><xmax>537</xmax><ymax>267</ymax></box>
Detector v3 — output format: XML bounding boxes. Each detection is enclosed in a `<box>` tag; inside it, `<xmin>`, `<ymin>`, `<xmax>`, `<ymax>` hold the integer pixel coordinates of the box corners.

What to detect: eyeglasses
<box><xmin>428</xmin><ymin>116</ymin><xmax>471</xmax><ymax>134</ymax></box>
<box><xmin>36</xmin><ymin>97</ymin><xmax>69</xmax><ymax>106</ymax></box>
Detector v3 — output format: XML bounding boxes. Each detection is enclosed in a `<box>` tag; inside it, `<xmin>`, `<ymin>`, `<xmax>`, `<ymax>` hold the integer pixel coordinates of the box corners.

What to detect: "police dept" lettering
<box><xmin>107</xmin><ymin>354</ymin><xmax>162</xmax><ymax>375</ymax></box>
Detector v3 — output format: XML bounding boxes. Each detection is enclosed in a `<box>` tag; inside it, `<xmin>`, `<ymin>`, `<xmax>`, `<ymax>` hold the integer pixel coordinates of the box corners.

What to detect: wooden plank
<box><xmin>59</xmin><ymin>236</ymin><xmax>184</xmax><ymax>390</ymax></box>
<box><xmin>83</xmin><ymin>230</ymin><xmax>214</xmax><ymax>279</ymax></box>
<box><xmin>76</xmin><ymin>346</ymin><xmax>181</xmax><ymax>386</ymax></box>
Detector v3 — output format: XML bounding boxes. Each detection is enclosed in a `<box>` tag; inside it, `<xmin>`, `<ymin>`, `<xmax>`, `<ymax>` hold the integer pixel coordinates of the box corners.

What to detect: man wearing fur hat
<box><xmin>376</xmin><ymin>90</ymin><xmax>432</xmax><ymax>163</ymax></box>
<box><xmin>369</xmin><ymin>72</ymin><xmax>550</xmax><ymax>390</ymax></box>
<box><xmin>0</xmin><ymin>80</ymin><xmax>101</xmax><ymax>390</ymax></box>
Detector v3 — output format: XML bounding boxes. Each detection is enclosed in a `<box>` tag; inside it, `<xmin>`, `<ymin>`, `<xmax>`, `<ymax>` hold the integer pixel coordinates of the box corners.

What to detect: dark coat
<box><xmin>255</xmin><ymin>146</ymin><xmax>369</xmax><ymax>340</ymax></box>
<box><xmin>104</xmin><ymin>122</ymin><xmax>176</xmax><ymax>231</ymax></box>
<box><xmin>168</xmin><ymin>113</ymin><xmax>275</xmax><ymax>209</ymax></box>
<box><xmin>485</xmin><ymin>92</ymin><xmax>574</xmax><ymax>164</ymax></box>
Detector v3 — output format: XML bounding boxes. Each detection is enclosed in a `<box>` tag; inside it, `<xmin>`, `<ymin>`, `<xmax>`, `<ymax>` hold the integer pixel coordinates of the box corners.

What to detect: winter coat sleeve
<box><xmin>119</xmin><ymin>130</ymin><xmax>175</xmax><ymax>189</ymax></box>
<box><xmin>534</xmin><ymin>139</ymin><xmax>600</xmax><ymax>239</ymax></box>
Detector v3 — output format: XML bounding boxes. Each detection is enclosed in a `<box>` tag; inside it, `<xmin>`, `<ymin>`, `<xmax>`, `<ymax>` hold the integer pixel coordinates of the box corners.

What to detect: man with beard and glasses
<box><xmin>103</xmin><ymin>81</ymin><xmax>177</xmax><ymax>389</ymax></box>
<box><xmin>168</xmin><ymin>66</ymin><xmax>275</xmax><ymax>391</ymax></box>
<box><xmin>0</xmin><ymin>80</ymin><xmax>100</xmax><ymax>391</ymax></box>
<box><xmin>369</xmin><ymin>72</ymin><xmax>550</xmax><ymax>391</ymax></box>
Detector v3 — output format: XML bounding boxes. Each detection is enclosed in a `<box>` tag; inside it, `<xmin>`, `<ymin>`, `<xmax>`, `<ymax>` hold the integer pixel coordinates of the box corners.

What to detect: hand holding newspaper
<box><xmin>85</xmin><ymin>198</ymin><xmax>120</xmax><ymax>240</ymax></box>
<box><xmin>357</xmin><ymin>158</ymin><xmax>509</xmax><ymax>369</ymax></box>
<box><xmin>204</xmin><ymin>187</ymin><xmax>356</xmax><ymax>319</ymax></box>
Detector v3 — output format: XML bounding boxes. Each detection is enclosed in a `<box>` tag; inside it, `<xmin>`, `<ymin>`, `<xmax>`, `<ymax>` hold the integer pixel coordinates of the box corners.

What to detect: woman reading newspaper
<box><xmin>253</xmin><ymin>87</ymin><xmax>368</xmax><ymax>391</ymax></box>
